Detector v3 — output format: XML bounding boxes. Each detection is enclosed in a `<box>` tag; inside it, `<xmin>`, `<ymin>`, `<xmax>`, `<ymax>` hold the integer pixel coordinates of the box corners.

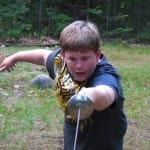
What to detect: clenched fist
<box><xmin>66</xmin><ymin>94</ymin><xmax>94</xmax><ymax>120</ymax></box>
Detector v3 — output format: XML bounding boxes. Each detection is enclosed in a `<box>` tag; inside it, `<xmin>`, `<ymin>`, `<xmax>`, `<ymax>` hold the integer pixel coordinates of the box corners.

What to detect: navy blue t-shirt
<box><xmin>46</xmin><ymin>48</ymin><xmax>127</xmax><ymax>150</ymax></box>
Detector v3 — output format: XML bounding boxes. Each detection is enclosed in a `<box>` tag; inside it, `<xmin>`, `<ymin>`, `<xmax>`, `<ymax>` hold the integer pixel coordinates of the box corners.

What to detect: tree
<box><xmin>0</xmin><ymin>0</ymin><xmax>149</xmax><ymax>42</ymax></box>
<box><xmin>0</xmin><ymin>0</ymin><xmax>31</xmax><ymax>39</ymax></box>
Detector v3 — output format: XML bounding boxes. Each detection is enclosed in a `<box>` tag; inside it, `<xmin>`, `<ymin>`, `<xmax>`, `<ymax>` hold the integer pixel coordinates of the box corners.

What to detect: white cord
<box><xmin>73</xmin><ymin>107</ymin><xmax>81</xmax><ymax>150</ymax></box>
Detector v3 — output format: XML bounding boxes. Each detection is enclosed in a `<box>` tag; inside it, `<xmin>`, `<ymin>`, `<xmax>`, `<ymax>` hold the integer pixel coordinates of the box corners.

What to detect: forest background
<box><xmin>0</xmin><ymin>0</ymin><xmax>149</xmax><ymax>43</ymax></box>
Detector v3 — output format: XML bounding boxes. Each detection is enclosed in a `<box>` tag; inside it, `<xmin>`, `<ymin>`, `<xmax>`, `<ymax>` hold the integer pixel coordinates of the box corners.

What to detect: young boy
<box><xmin>0</xmin><ymin>20</ymin><xmax>127</xmax><ymax>150</ymax></box>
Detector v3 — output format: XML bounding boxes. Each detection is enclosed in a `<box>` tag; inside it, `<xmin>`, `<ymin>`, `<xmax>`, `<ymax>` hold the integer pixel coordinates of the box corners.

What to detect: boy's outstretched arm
<box><xmin>0</xmin><ymin>49</ymin><xmax>51</xmax><ymax>72</ymax></box>
<box><xmin>79</xmin><ymin>85</ymin><xmax>116</xmax><ymax>111</ymax></box>
<box><xmin>79</xmin><ymin>85</ymin><xmax>115</xmax><ymax>111</ymax></box>
<box><xmin>66</xmin><ymin>85</ymin><xmax>116</xmax><ymax>120</ymax></box>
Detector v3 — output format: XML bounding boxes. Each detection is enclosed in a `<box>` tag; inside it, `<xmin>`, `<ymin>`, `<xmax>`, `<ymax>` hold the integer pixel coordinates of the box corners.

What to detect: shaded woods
<box><xmin>0</xmin><ymin>0</ymin><xmax>149</xmax><ymax>43</ymax></box>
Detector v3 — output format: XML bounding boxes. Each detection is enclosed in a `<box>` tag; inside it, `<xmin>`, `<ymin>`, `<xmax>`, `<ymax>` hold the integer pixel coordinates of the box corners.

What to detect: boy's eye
<box><xmin>68</xmin><ymin>56</ymin><xmax>89</xmax><ymax>62</ymax></box>
<box><xmin>69</xmin><ymin>57</ymin><xmax>76</xmax><ymax>61</ymax></box>
<box><xmin>82</xmin><ymin>57</ymin><xmax>89</xmax><ymax>60</ymax></box>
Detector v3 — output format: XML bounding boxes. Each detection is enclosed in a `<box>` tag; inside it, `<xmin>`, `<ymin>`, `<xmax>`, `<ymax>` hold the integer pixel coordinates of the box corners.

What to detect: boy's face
<box><xmin>61</xmin><ymin>49</ymin><xmax>101</xmax><ymax>82</ymax></box>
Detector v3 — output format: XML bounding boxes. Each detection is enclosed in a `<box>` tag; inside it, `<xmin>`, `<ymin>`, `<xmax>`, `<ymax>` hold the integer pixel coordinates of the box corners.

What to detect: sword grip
<box><xmin>66</xmin><ymin>94</ymin><xmax>94</xmax><ymax>120</ymax></box>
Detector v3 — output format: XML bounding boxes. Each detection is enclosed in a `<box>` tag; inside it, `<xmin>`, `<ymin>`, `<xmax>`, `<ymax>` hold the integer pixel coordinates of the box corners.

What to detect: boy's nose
<box><xmin>75</xmin><ymin>60</ymin><xmax>83</xmax><ymax>68</ymax></box>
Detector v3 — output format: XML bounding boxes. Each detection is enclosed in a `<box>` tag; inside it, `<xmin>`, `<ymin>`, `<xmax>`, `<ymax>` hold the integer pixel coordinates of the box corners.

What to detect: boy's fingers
<box><xmin>0</xmin><ymin>64</ymin><xmax>15</xmax><ymax>72</ymax></box>
<box><xmin>0</xmin><ymin>53</ymin><xmax>4</xmax><ymax>65</ymax></box>
<box><xmin>0</xmin><ymin>65</ymin><xmax>5</xmax><ymax>72</ymax></box>
<box><xmin>0</xmin><ymin>55</ymin><xmax>4</xmax><ymax>71</ymax></box>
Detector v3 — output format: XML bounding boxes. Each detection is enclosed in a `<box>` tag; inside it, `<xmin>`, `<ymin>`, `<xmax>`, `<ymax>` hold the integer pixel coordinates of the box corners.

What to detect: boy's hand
<box><xmin>0</xmin><ymin>52</ymin><xmax>4</xmax><ymax>65</ymax></box>
<box><xmin>66</xmin><ymin>94</ymin><xmax>94</xmax><ymax>120</ymax></box>
<box><xmin>0</xmin><ymin>56</ymin><xmax>16</xmax><ymax>72</ymax></box>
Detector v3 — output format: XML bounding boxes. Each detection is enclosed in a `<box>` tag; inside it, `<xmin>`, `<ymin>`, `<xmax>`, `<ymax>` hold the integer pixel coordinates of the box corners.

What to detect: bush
<box><xmin>7</xmin><ymin>29</ymin><xmax>21</xmax><ymax>39</ymax></box>
<box><xmin>103</xmin><ymin>27</ymin><xmax>133</xmax><ymax>39</ymax></box>
<box><xmin>47</xmin><ymin>8</ymin><xmax>72</xmax><ymax>37</ymax></box>
<box><xmin>136</xmin><ymin>30</ymin><xmax>150</xmax><ymax>43</ymax></box>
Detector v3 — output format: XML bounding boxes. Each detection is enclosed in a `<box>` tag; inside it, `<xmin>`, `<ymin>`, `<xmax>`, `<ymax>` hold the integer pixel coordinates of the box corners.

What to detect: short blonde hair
<box><xmin>60</xmin><ymin>20</ymin><xmax>100</xmax><ymax>51</ymax></box>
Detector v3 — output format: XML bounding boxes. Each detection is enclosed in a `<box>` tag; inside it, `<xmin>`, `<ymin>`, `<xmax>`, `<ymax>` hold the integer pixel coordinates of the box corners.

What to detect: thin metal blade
<box><xmin>73</xmin><ymin>107</ymin><xmax>81</xmax><ymax>150</ymax></box>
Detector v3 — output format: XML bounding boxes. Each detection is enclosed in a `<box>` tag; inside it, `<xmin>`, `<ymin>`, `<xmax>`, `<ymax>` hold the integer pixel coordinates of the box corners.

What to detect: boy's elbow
<box><xmin>93</xmin><ymin>85</ymin><xmax>115</xmax><ymax>110</ymax></box>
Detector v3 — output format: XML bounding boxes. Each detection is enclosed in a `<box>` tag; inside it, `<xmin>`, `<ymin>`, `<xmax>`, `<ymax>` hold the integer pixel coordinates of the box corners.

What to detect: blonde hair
<box><xmin>60</xmin><ymin>20</ymin><xmax>100</xmax><ymax>51</ymax></box>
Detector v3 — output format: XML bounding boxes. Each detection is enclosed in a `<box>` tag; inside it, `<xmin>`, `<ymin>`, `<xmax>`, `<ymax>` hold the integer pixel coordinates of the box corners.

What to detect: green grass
<box><xmin>0</xmin><ymin>88</ymin><xmax>59</xmax><ymax>137</ymax></box>
<box><xmin>0</xmin><ymin>43</ymin><xmax>150</xmax><ymax>149</ymax></box>
<box><xmin>102</xmin><ymin>42</ymin><xmax>150</xmax><ymax>150</ymax></box>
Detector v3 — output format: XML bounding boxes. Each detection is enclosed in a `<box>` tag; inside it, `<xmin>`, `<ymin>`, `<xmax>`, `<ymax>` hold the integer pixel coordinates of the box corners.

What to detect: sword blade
<box><xmin>73</xmin><ymin>107</ymin><xmax>81</xmax><ymax>150</ymax></box>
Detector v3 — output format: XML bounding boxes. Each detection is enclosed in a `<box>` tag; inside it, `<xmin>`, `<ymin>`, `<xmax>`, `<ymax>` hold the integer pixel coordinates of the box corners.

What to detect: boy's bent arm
<box><xmin>9</xmin><ymin>49</ymin><xmax>51</xmax><ymax>65</ymax></box>
<box><xmin>0</xmin><ymin>49</ymin><xmax>51</xmax><ymax>72</ymax></box>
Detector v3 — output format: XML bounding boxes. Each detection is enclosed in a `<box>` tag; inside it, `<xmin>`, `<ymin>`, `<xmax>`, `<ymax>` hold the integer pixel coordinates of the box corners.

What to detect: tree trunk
<box><xmin>106</xmin><ymin>0</ymin><xmax>111</xmax><ymax>30</ymax></box>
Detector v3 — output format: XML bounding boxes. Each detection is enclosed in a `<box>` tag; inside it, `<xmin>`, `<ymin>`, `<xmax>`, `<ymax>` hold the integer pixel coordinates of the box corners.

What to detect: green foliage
<box><xmin>136</xmin><ymin>29</ymin><xmax>150</xmax><ymax>43</ymax></box>
<box><xmin>7</xmin><ymin>29</ymin><xmax>21</xmax><ymax>39</ymax></box>
<box><xmin>47</xmin><ymin>8</ymin><xmax>72</xmax><ymax>37</ymax></box>
<box><xmin>103</xmin><ymin>27</ymin><xmax>133</xmax><ymax>38</ymax></box>
<box><xmin>114</xmin><ymin>14</ymin><xmax>128</xmax><ymax>23</ymax></box>
<box><xmin>0</xmin><ymin>1</ymin><xmax>31</xmax><ymax>39</ymax></box>
<box><xmin>0</xmin><ymin>0</ymin><xmax>149</xmax><ymax>42</ymax></box>
<box><xmin>88</xmin><ymin>6</ymin><xmax>103</xmax><ymax>15</ymax></box>
<box><xmin>103</xmin><ymin>12</ymin><xmax>133</xmax><ymax>38</ymax></box>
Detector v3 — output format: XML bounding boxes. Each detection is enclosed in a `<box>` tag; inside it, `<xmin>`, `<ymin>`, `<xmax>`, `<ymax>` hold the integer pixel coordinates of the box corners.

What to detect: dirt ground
<box><xmin>0</xmin><ymin>37</ymin><xmax>59</xmax><ymax>47</ymax></box>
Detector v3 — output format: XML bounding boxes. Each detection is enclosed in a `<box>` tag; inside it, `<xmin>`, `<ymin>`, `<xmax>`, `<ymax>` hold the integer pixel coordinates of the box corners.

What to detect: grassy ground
<box><xmin>0</xmin><ymin>43</ymin><xmax>150</xmax><ymax>149</ymax></box>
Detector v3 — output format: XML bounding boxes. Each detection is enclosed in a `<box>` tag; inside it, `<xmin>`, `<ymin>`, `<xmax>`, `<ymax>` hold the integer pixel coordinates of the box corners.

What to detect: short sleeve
<box><xmin>46</xmin><ymin>48</ymin><xmax>61</xmax><ymax>79</ymax></box>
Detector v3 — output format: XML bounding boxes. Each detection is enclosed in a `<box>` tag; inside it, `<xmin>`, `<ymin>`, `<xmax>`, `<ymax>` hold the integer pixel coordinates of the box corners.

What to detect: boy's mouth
<box><xmin>76</xmin><ymin>72</ymin><xmax>85</xmax><ymax>76</ymax></box>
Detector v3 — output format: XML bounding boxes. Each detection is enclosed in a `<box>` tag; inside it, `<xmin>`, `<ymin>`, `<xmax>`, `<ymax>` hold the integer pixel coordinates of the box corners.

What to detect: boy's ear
<box><xmin>96</xmin><ymin>49</ymin><xmax>101</xmax><ymax>61</ymax></box>
<box><xmin>60</xmin><ymin>50</ymin><xmax>65</xmax><ymax>58</ymax></box>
